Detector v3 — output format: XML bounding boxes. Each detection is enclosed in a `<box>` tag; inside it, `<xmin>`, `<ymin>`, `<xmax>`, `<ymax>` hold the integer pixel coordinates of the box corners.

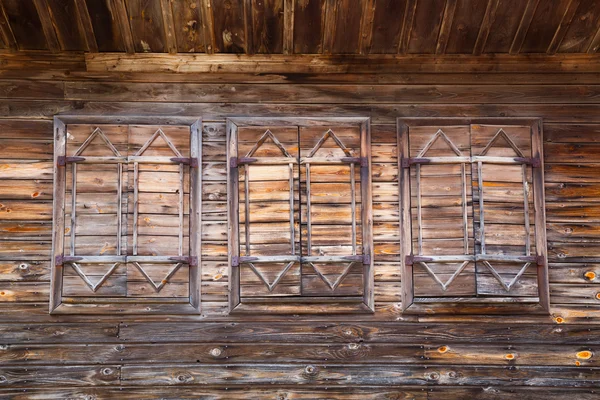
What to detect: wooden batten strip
<box><xmin>111</xmin><ymin>0</ymin><xmax>135</xmax><ymax>54</ymax></box>
<box><xmin>243</xmin><ymin>0</ymin><xmax>254</xmax><ymax>55</ymax></box>
<box><xmin>509</xmin><ymin>0</ymin><xmax>540</xmax><ymax>54</ymax></box>
<box><xmin>547</xmin><ymin>0</ymin><xmax>581</xmax><ymax>55</ymax></box>
<box><xmin>321</xmin><ymin>0</ymin><xmax>337</xmax><ymax>54</ymax></box>
<box><xmin>74</xmin><ymin>0</ymin><xmax>98</xmax><ymax>52</ymax></box>
<box><xmin>160</xmin><ymin>0</ymin><xmax>178</xmax><ymax>54</ymax></box>
<box><xmin>587</xmin><ymin>23</ymin><xmax>600</xmax><ymax>53</ymax></box>
<box><xmin>435</xmin><ymin>0</ymin><xmax>458</xmax><ymax>55</ymax></box>
<box><xmin>0</xmin><ymin>1</ymin><xmax>16</xmax><ymax>50</ymax></box>
<box><xmin>282</xmin><ymin>0</ymin><xmax>294</xmax><ymax>54</ymax></box>
<box><xmin>398</xmin><ymin>0</ymin><xmax>417</xmax><ymax>54</ymax></box>
<box><xmin>32</xmin><ymin>0</ymin><xmax>60</xmax><ymax>52</ymax></box>
<box><xmin>199</xmin><ymin>0</ymin><xmax>215</xmax><ymax>54</ymax></box>
<box><xmin>473</xmin><ymin>0</ymin><xmax>500</xmax><ymax>55</ymax></box>
<box><xmin>358</xmin><ymin>0</ymin><xmax>376</xmax><ymax>55</ymax></box>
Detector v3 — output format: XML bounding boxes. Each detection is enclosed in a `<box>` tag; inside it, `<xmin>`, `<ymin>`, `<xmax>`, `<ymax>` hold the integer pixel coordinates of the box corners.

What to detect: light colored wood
<box><xmin>160</xmin><ymin>0</ymin><xmax>178</xmax><ymax>54</ymax></box>
<box><xmin>49</xmin><ymin>117</ymin><xmax>66</xmax><ymax>312</ymax></box>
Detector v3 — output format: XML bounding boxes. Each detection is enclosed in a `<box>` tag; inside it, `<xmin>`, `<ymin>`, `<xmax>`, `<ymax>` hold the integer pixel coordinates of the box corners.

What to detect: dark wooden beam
<box><xmin>282</xmin><ymin>0</ymin><xmax>294</xmax><ymax>54</ymax></box>
<box><xmin>473</xmin><ymin>0</ymin><xmax>500</xmax><ymax>55</ymax></box>
<box><xmin>32</xmin><ymin>0</ymin><xmax>60</xmax><ymax>52</ymax></box>
<box><xmin>358</xmin><ymin>0</ymin><xmax>376</xmax><ymax>55</ymax></box>
<box><xmin>435</xmin><ymin>0</ymin><xmax>458</xmax><ymax>55</ymax></box>
<box><xmin>0</xmin><ymin>0</ymin><xmax>16</xmax><ymax>50</ymax></box>
<box><xmin>200</xmin><ymin>0</ymin><xmax>215</xmax><ymax>54</ymax></box>
<box><xmin>509</xmin><ymin>0</ymin><xmax>540</xmax><ymax>54</ymax></box>
<box><xmin>547</xmin><ymin>0</ymin><xmax>581</xmax><ymax>54</ymax></box>
<box><xmin>160</xmin><ymin>0</ymin><xmax>178</xmax><ymax>54</ymax></box>
<box><xmin>111</xmin><ymin>0</ymin><xmax>135</xmax><ymax>54</ymax></box>
<box><xmin>398</xmin><ymin>0</ymin><xmax>417</xmax><ymax>54</ymax></box>
<box><xmin>73</xmin><ymin>0</ymin><xmax>98</xmax><ymax>53</ymax></box>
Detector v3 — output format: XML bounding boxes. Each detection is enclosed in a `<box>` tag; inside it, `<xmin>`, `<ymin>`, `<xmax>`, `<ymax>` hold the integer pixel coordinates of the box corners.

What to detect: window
<box><xmin>398</xmin><ymin>118</ymin><xmax>549</xmax><ymax>313</ymax></box>
<box><xmin>50</xmin><ymin>116</ymin><xmax>201</xmax><ymax>314</ymax></box>
<box><xmin>227</xmin><ymin>118</ymin><xmax>373</xmax><ymax>313</ymax></box>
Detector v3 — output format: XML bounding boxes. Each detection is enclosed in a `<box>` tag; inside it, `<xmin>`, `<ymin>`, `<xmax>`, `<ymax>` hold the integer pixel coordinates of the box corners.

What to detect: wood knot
<box><xmin>304</xmin><ymin>365</ymin><xmax>317</xmax><ymax>376</ymax></box>
<box><xmin>427</xmin><ymin>372</ymin><xmax>440</xmax><ymax>381</ymax></box>
<box><xmin>504</xmin><ymin>353</ymin><xmax>516</xmax><ymax>360</ymax></box>
<box><xmin>114</xmin><ymin>344</ymin><xmax>125</xmax><ymax>352</ymax></box>
<box><xmin>584</xmin><ymin>271</ymin><xmax>597</xmax><ymax>281</ymax></box>
<box><xmin>18</xmin><ymin>263</ymin><xmax>28</xmax><ymax>270</ymax></box>
<box><xmin>553</xmin><ymin>316</ymin><xmax>565</xmax><ymax>324</ymax></box>
<box><xmin>596</xmin><ymin>292</ymin><xmax>600</xmax><ymax>301</ymax></box>
<box><xmin>0</xmin><ymin>345</ymin><xmax>8</xmax><ymax>350</ymax></box>
<box><xmin>101</xmin><ymin>368</ymin><xmax>113</xmax><ymax>376</ymax></box>
<box><xmin>576</xmin><ymin>350</ymin><xmax>593</xmax><ymax>360</ymax></box>
<box><xmin>347</xmin><ymin>343</ymin><xmax>360</xmax><ymax>350</ymax></box>
<box><xmin>437</xmin><ymin>346</ymin><xmax>448</xmax><ymax>353</ymax></box>
<box><xmin>210</xmin><ymin>347</ymin><xmax>223</xmax><ymax>357</ymax></box>
<box><xmin>276</xmin><ymin>394</ymin><xmax>287</xmax><ymax>400</ymax></box>
<box><xmin>0</xmin><ymin>375</ymin><xmax>6</xmax><ymax>384</ymax></box>
<box><xmin>175</xmin><ymin>372</ymin><xmax>193</xmax><ymax>383</ymax></box>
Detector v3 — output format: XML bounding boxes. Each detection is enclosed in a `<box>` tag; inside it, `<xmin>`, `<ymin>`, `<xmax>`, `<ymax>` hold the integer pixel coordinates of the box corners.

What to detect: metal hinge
<box><xmin>536</xmin><ymin>255</ymin><xmax>545</xmax><ymax>266</ymax></box>
<box><xmin>362</xmin><ymin>254</ymin><xmax>371</xmax><ymax>265</ymax></box>
<box><xmin>54</xmin><ymin>255</ymin><xmax>64</xmax><ymax>266</ymax></box>
<box><xmin>401</xmin><ymin>157</ymin><xmax>431</xmax><ymax>168</ymax></box>
<box><xmin>231</xmin><ymin>256</ymin><xmax>240</xmax><ymax>267</ymax></box>
<box><xmin>405</xmin><ymin>254</ymin><xmax>414</xmax><ymax>265</ymax></box>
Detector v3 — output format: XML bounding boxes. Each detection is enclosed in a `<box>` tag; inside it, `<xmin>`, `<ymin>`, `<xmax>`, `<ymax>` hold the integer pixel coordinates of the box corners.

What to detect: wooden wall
<box><xmin>1</xmin><ymin>68</ymin><xmax>600</xmax><ymax>398</ymax></box>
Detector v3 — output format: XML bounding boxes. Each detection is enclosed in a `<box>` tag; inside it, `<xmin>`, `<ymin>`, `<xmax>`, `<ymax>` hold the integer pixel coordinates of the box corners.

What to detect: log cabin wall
<box><xmin>0</xmin><ymin>64</ymin><xmax>600</xmax><ymax>399</ymax></box>
<box><xmin>0</xmin><ymin>0</ymin><xmax>600</xmax><ymax>397</ymax></box>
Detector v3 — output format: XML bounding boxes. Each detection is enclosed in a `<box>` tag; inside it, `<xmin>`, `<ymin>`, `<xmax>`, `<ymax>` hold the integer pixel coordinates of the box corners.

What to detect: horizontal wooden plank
<box><xmin>118</xmin><ymin>322</ymin><xmax>600</xmax><ymax>344</ymax></box>
<box><xmin>62</xmin><ymin>82</ymin><xmax>600</xmax><ymax>104</ymax></box>
<box><xmin>85</xmin><ymin>53</ymin><xmax>600</xmax><ymax>73</ymax></box>
<box><xmin>0</xmin><ymin>365</ymin><xmax>120</xmax><ymax>386</ymax></box>
<box><xmin>0</xmin><ymin>323</ymin><xmax>119</xmax><ymax>343</ymax></box>
<box><xmin>121</xmin><ymin>364</ymin><xmax>600</xmax><ymax>386</ymax></box>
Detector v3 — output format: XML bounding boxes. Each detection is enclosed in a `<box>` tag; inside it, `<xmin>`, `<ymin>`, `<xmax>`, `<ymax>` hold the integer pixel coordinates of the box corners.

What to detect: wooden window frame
<box><xmin>227</xmin><ymin>117</ymin><xmax>374</xmax><ymax>314</ymax></box>
<box><xmin>398</xmin><ymin>117</ymin><xmax>550</xmax><ymax>314</ymax></box>
<box><xmin>50</xmin><ymin>116</ymin><xmax>202</xmax><ymax>315</ymax></box>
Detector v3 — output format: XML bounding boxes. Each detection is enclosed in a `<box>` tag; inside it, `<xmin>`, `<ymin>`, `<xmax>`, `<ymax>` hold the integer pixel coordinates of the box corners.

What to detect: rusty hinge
<box><xmin>362</xmin><ymin>254</ymin><xmax>371</xmax><ymax>265</ymax></box>
<box><xmin>229</xmin><ymin>157</ymin><xmax>238</xmax><ymax>169</ymax></box>
<box><xmin>57</xmin><ymin>156</ymin><xmax>66</xmax><ymax>167</ymax></box>
<box><xmin>536</xmin><ymin>255</ymin><xmax>546</xmax><ymax>266</ymax></box>
<box><xmin>171</xmin><ymin>157</ymin><xmax>199</xmax><ymax>168</ymax></box>
<box><xmin>530</xmin><ymin>157</ymin><xmax>542</xmax><ymax>168</ymax></box>
<box><xmin>401</xmin><ymin>157</ymin><xmax>431</xmax><ymax>168</ymax></box>
<box><xmin>189</xmin><ymin>256</ymin><xmax>198</xmax><ymax>267</ymax></box>
<box><xmin>405</xmin><ymin>254</ymin><xmax>414</xmax><ymax>265</ymax></box>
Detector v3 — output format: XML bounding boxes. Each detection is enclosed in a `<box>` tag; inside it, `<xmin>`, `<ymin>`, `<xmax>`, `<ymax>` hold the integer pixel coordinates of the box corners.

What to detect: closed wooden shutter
<box><xmin>399</xmin><ymin>118</ymin><xmax>549</xmax><ymax>313</ymax></box>
<box><xmin>228</xmin><ymin>118</ymin><xmax>373</xmax><ymax>314</ymax></box>
<box><xmin>50</xmin><ymin>117</ymin><xmax>202</xmax><ymax>314</ymax></box>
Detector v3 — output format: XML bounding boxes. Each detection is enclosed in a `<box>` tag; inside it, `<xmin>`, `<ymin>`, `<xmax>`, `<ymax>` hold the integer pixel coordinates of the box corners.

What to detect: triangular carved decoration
<box><xmin>479</xmin><ymin>128</ymin><xmax>525</xmax><ymax>158</ymax></box>
<box><xmin>310</xmin><ymin>262</ymin><xmax>354</xmax><ymax>290</ymax></box>
<box><xmin>481</xmin><ymin>261</ymin><xmax>532</xmax><ymax>292</ymax></box>
<box><xmin>417</xmin><ymin>260</ymin><xmax>470</xmax><ymax>291</ymax></box>
<box><xmin>69</xmin><ymin>262</ymin><xmax>121</xmax><ymax>292</ymax></box>
<box><xmin>73</xmin><ymin>127</ymin><xmax>122</xmax><ymax>157</ymax></box>
<box><xmin>307</xmin><ymin>129</ymin><xmax>353</xmax><ymax>157</ymax></box>
<box><xmin>135</xmin><ymin>128</ymin><xmax>183</xmax><ymax>157</ymax></box>
<box><xmin>245</xmin><ymin>261</ymin><xmax>295</xmax><ymax>292</ymax></box>
<box><xmin>132</xmin><ymin>262</ymin><xmax>183</xmax><ymax>292</ymax></box>
<box><xmin>417</xmin><ymin>129</ymin><xmax>463</xmax><ymax>157</ymax></box>
<box><xmin>245</xmin><ymin>129</ymin><xmax>293</xmax><ymax>158</ymax></box>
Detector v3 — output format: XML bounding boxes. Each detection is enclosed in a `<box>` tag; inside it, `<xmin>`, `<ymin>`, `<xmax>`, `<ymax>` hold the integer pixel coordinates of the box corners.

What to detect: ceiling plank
<box><xmin>0</xmin><ymin>1</ymin><xmax>17</xmax><ymax>50</ymax></box>
<box><xmin>73</xmin><ymin>0</ymin><xmax>97</xmax><ymax>52</ymax></box>
<box><xmin>509</xmin><ymin>0</ymin><xmax>540</xmax><ymax>54</ymax></box>
<box><xmin>32</xmin><ymin>0</ymin><xmax>60</xmax><ymax>52</ymax></box>
<box><xmin>435</xmin><ymin>0</ymin><xmax>458</xmax><ymax>55</ymax></box>
<box><xmin>170</xmin><ymin>0</ymin><xmax>205</xmax><ymax>53</ymax></box>
<box><xmin>473</xmin><ymin>0</ymin><xmax>499</xmax><ymax>55</ymax></box>
<box><xmin>321</xmin><ymin>0</ymin><xmax>337</xmax><ymax>54</ymax></box>
<box><xmin>358</xmin><ymin>0</ymin><xmax>376</xmax><ymax>54</ymax></box>
<box><xmin>160</xmin><ymin>0</ymin><xmax>178</xmax><ymax>54</ymax></box>
<box><xmin>282</xmin><ymin>0</ymin><xmax>294</xmax><ymax>54</ymax></box>
<box><xmin>294</xmin><ymin>0</ymin><xmax>325</xmax><ymax>54</ymax></box>
<box><xmin>212</xmin><ymin>0</ymin><xmax>246</xmax><ymax>53</ymax></box>
<box><xmin>111</xmin><ymin>0</ymin><xmax>135</xmax><ymax>54</ymax></box>
<box><xmin>243</xmin><ymin>0</ymin><xmax>254</xmax><ymax>54</ymax></box>
<box><xmin>199</xmin><ymin>0</ymin><xmax>215</xmax><ymax>54</ymax></box>
<box><xmin>588</xmin><ymin>24</ymin><xmax>600</xmax><ymax>53</ymax></box>
<box><xmin>397</xmin><ymin>0</ymin><xmax>417</xmax><ymax>54</ymax></box>
<box><xmin>547</xmin><ymin>0</ymin><xmax>581</xmax><ymax>54</ymax></box>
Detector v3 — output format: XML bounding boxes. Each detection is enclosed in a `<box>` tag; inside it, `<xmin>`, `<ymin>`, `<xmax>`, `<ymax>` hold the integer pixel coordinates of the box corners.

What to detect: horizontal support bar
<box><xmin>406</xmin><ymin>254</ymin><xmax>544</xmax><ymax>265</ymax></box>
<box><xmin>402</xmin><ymin>156</ymin><xmax>541</xmax><ymax>168</ymax></box>
<box><xmin>301</xmin><ymin>157</ymin><xmax>364</xmax><ymax>165</ymax></box>
<box><xmin>58</xmin><ymin>255</ymin><xmax>195</xmax><ymax>264</ymax></box>
<box><xmin>59</xmin><ymin>156</ymin><xmax>198</xmax><ymax>166</ymax></box>
<box><xmin>233</xmin><ymin>255</ymin><xmax>371</xmax><ymax>266</ymax></box>
<box><xmin>472</xmin><ymin>156</ymin><xmax>540</xmax><ymax>167</ymax></box>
